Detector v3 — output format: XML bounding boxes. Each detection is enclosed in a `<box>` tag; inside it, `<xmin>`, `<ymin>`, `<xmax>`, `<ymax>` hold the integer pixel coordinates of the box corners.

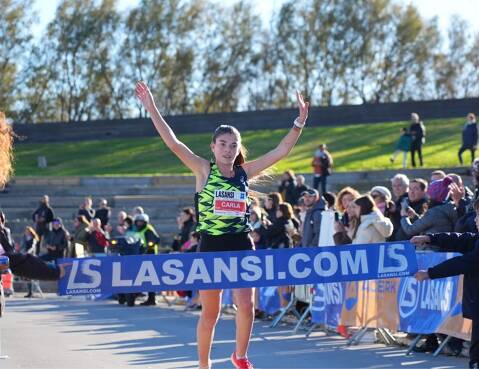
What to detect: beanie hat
<box><xmin>370</xmin><ymin>186</ymin><xmax>392</xmax><ymax>202</ymax></box>
<box><xmin>427</xmin><ymin>176</ymin><xmax>453</xmax><ymax>203</ymax></box>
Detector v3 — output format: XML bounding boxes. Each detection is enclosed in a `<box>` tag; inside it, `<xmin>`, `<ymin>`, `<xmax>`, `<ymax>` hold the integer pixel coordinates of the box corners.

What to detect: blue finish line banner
<box><xmin>58</xmin><ymin>242</ymin><xmax>418</xmax><ymax>296</ymax></box>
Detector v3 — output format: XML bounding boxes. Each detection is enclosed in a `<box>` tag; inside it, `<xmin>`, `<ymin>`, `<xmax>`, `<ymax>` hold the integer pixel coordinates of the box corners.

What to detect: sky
<box><xmin>32</xmin><ymin>0</ymin><xmax>479</xmax><ymax>38</ymax></box>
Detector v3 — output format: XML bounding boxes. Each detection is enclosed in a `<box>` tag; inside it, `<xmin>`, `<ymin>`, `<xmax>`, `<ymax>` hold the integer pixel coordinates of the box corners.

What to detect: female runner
<box><xmin>135</xmin><ymin>81</ymin><xmax>309</xmax><ymax>369</ymax></box>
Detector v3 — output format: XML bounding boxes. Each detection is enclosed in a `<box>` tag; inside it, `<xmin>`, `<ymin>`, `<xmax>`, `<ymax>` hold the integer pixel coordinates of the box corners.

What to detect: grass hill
<box><xmin>13</xmin><ymin>117</ymin><xmax>466</xmax><ymax>176</ymax></box>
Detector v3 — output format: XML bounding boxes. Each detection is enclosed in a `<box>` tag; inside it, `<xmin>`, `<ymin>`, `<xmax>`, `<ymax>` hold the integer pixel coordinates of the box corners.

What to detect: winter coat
<box><xmin>44</xmin><ymin>227</ymin><xmax>69</xmax><ymax>259</ymax></box>
<box><xmin>352</xmin><ymin>211</ymin><xmax>393</xmax><ymax>244</ymax></box>
<box><xmin>396</xmin><ymin>133</ymin><xmax>412</xmax><ymax>151</ymax></box>
<box><xmin>400</xmin><ymin>202</ymin><xmax>457</xmax><ymax>241</ymax></box>
<box><xmin>262</xmin><ymin>217</ymin><xmax>293</xmax><ymax>248</ymax></box>
<box><xmin>410</xmin><ymin>122</ymin><xmax>426</xmax><ymax>144</ymax></box>
<box><xmin>301</xmin><ymin>199</ymin><xmax>326</xmax><ymax>247</ymax></box>
<box><xmin>278</xmin><ymin>179</ymin><xmax>297</xmax><ymax>205</ymax></box>
<box><xmin>462</xmin><ymin>122</ymin><xmax>478</xmax><ymax>148</ymax></box>
<box><xmin>427</xmin><ymin>232</ymin><xmax>479</xmax><ymax>320</ymax></box>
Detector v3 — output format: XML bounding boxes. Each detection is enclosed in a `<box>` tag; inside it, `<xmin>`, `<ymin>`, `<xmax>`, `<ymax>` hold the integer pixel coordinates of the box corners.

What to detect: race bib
<box><xmin>214</xmin><ymin>190</ymin><xmax>247</xmax><ymax>217</ymax></box>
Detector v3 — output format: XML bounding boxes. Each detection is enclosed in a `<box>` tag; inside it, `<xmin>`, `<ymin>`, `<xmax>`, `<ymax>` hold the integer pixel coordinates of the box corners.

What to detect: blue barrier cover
<box><xmin>398</xmin><ymin>252</ymin><xmax>460</xmax><ymax>334</ymax></box>
<box><xmin>59</xmin><ymin>242</ymin><xmax>417</xmax><ymax>296</ymax></box>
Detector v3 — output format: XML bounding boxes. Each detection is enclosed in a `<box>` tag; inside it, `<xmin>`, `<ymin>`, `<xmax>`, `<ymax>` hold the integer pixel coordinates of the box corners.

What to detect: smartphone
<box><xmin>341</xmin><ymin>212</ymin><xmax>349</xmax><ymax>227</ymax></box>
<box><xmin>334</xmin><ymin>212</ymin><xmax>340</xmax><ymax>222</ymax></box>
<box><xmin>401</xmin><ymin>198</ymin><xmax>409</xmax><ymax>209</ymax></box>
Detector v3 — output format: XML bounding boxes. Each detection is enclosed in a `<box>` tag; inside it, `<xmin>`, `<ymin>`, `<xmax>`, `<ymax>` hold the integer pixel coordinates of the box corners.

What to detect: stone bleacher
<box><xmin>1</xmin><ymin>176</ymin><xmax>199</xmax><ymax>246</ymax></box>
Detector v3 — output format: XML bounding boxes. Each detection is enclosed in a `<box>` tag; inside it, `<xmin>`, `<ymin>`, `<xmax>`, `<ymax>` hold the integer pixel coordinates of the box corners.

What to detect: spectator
<box><xmin>261</xmin><ymin>203</ymin><xmax>298</xmax><ymax>249</ymax></box>
<box><xmin>389</xmin><ymin>174</ymin><xmax>410</xmax><ymax>241</ymax></box>
<box><xmin>409</xmin><ymin>112</ymin><xmax>426</xmax><ymax>167</ymax></box>
<box><xmin>21</xmin><ymin>226</ymin><xmax>41</xmax><ymax>298</ymax></box>
<box><xmin>430</xmin><ymin>170</ymin><xmax>446</xmax><ymax>182</ymax></box>
<box><xmin>301</xmin><ymin>189</ymin><xmax>326</xmax><ymax>247</ymax></box>
<box><xmin>107</xmin><ymin>210</ymin><xmax>128</xmax><ymax>238</ymax></box>
<box><xmin>132</xmin><ymin>206</ymin><xmax>144</xmax><ymax>217</ymax></box>
<box><xmin>400</xmin><ymin>176</ymin><xmax>457</xmax><ymax>248</ymax></box>
<box><xmin>323</xmin><ymin>192</ymin><xmax>337</xmax><ymax>210</ymax></box>
<box><xmin>390</xmin><ymin>127</ymin><xmax>412</xmax><ymax>168</ymax></box>
<box><xmin>94</xmin><ymin>199</ymin><xmax>111</xmax><ymax>229</ymax></box>
<box><xmin>294</xmin><ymin>175</ymin><xmax>309</xmax><ymax>205</ymax></box>
<box><xmin>40</xmin><ymin>217</ymin><xmax>69</xmax><ymax>263</ymax></box>
<box><xmin>408</xmin><ymin>179</ymin><xmax>429</xmax><ymax>211</ymax></box>
<box><xmin>134</xmin><ymin>213</ymin><xmax>161</xmax><ymax>306</ymax></box>
<box><xmin>32</xmin><ymin>195</ymin><xmax>54</xmax><ymax>242</ymax></box>
<box><xmin>115</xmin><ymin>217</ymin><xmax>143</xmax><ymax>307</ymax></box>
<box><xmin>334</xmin><ymin>201</ymin><xmax>360</xmax><ymax>245</ymax></box>
<box><xmin>453</xmin><ymin>167</ymin><xmax>479</xmax><ymax>232</ymax></box>
<box><xmin>86</xmin><ymin>218</ymin><xmax>109</xmax><ymax>256</ymax></box>
<box><xmin>78</xmin><ymin>197</ymin><xmax>95</xmax><ymax>222</ymax></box>
<box><xmin>172</xmin><ymin>207</ymin><xmax>196</xmax><ymax>252</ymax></box>
<box><xmin>249</xmin><ymin>207</ymin><xmax>269</xmax><ymax>231</ymax></box>
<box><xmin>459</xmin><ymin>113</ymin><xmax>478</xmax><ymax>165</ymax></box>
<box><xmin>350</xmin><ymin>195</ymin><xmax>393</xmax><ymax>244</ymax></box>
<box><xmin>278</xmin><ymin>170</ymin><xmax>297</xmax><ymax>205</ymax></box>
<box><xmin>311</xmin><ymin>143</ymin><xmax>333</xmax><ymax>194</ymax></box>
<box><xmin>21</xmin><ymin>226</ymin><xmax>40</xmax><ymax>256</ymax></box>
<box><xmin>264</xmin><ymin>192</ymin><xmax>282</xmax><ymax>222</ymax></box>
<box><xmin>412</xmin><ymin>198</ymin><xmax>479</xmax><ymax>368</ymax></box>
<box><xmin>335</xmin><ymin>187</ymin><xmax>361</xmax><ymax>227</ymax></box>
<box><xmin>69</xmin><ymin>215</ymin><xmax>90</xmax><ymax>258</ymax></box>
<box><xmin>370</xmin><ymin>186</ymin><xmax>393</xmax><ymax>217</ymax></box>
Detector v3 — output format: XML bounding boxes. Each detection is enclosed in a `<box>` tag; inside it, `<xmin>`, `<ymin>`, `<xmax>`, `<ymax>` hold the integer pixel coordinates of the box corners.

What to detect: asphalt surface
<box><xmin>0</xmin><ymin>294</ymin><xmax>468</xmax><ymax>369</ymax></box>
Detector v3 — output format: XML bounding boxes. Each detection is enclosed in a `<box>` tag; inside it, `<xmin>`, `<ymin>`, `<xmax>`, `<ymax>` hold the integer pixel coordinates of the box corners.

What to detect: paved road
<box><xmin>0</xmin><ymin>294</ymin><xmax>468</xmax><ymax>369</ymax></box>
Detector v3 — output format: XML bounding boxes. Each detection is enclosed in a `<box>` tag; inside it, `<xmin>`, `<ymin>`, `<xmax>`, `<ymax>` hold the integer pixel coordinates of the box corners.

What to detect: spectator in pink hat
<box><xmin>400</xmin><ymin>176</ymin><xmax>457</xmax><ymax>249</ymax></box>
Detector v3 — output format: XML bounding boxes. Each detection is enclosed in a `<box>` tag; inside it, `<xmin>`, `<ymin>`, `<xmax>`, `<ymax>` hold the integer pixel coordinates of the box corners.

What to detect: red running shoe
<box><xmin>230</xmin><ymin>352</ymin><xmax>254</xmax><ymax>369</ymax></box>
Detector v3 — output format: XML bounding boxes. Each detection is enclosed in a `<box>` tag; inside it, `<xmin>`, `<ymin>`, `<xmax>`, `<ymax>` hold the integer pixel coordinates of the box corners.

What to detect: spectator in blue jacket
<box><xmin>459</xmin><ymin>113</ymin><xmax>478</xmax><ymax>165</ymax></box>
<box><xmin>412</xmin><ymin>198</ymin><xmax>479</xmax><ymax>369</ymax></box>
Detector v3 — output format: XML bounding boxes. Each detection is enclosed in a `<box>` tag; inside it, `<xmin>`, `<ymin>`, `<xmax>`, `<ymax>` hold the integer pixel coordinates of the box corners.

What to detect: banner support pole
<box><xmin>433</xmin><ymin>335</ymin><xmax>451</xmax><ymax>357</ymax></box>
<box><xmin>405</xmin><ymin>335</ymin><xmax>423</xmax><ymax>355</ymax></box>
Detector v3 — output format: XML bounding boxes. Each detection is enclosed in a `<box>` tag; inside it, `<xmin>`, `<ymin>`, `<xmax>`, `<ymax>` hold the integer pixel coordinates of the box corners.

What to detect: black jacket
<box><xmin>44</xmin><ymin>227</ymin><xmax>69</xmax><ymax>259</ymax></box>
<box><xmin>427</xmin><ymin>232</ymin><xmax>479</xmax><ymax>320</ymax></box>
<box><xmin>261</xmin><ymin>217</ymin><xmax>293</xmax><ymax>249</ymax></box>
<box><xmin>32</xmin><ymin>204</ymin><xmax>54</xmax><ymax>225</ymax></box>
<box><xmin>462</xmin><ymin>122</ymin><xmax>478</xmax><ymax>148</ymax></box>
<box><xmin>410</xmin><ymin>122</ymin><xmax>426</xmax><ymax>144</ymax></box>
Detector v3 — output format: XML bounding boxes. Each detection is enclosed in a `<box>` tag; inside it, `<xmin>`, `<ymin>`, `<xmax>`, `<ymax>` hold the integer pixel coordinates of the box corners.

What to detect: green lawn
<box><xmin>13</xmin><ymin>117</ymin><xmax>466</xmax><ymax>176</ymax></box>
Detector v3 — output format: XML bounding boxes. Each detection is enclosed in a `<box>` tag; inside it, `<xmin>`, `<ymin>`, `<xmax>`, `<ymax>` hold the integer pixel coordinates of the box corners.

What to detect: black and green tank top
<box><xmin>195</xmin><ymin>163</ymin><xmax>251</xmax><ymax>235</ymax></box>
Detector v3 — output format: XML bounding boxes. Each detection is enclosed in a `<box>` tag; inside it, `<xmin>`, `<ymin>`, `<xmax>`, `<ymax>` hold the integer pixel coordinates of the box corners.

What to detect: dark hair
<box><xmin>190</xmin><ymin>231</ymin><xmax>201</xmax><ymax>241</ymax></box>
<box><xmin>124</xmin><ymin>216</ymin><xmax>133</xmax><ymax>228</ymax></box>
<box><xmin>354</xmin><ymin>195</ymin><xmax>376</xmax><ymax>216</ymax></box>
<box><xmin>267</xmin><ymin>192</ymin><xmax>283</xmax><ymax>208</ymax></box>
<box><xmin>182</xmin><ymin>207</ymin><xmax>196</xmax><ymax>222</ymax></box>
<box><xmin>323</xmin><ymin>192</ymin><xmax>336</xmax><ymax>209</ymax></box>
<box><xmin>212</xmin><ymin>125</ymin><xmax>247</xmax><ymax>166</ymax></box>
<box><xmin>278</xmin><ymin>203</ymin><xmax>294</xmax><ymax>219</ymax></box>
<box><xmin>284</xmin><ymin>170</ymin><xmax>295</xmax><ymax>180</ymax></box>
<box><xmin>411</xmin><ymin>178</ymin><xmax>428</xmax><ymax>192</ymax></box>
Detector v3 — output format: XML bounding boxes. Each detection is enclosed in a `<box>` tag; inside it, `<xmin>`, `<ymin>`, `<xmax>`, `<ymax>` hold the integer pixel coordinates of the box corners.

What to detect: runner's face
<box><xmin>211</xmin><ymin>133</ymin><xmax>240</xmax><ymax>165</ymax></box>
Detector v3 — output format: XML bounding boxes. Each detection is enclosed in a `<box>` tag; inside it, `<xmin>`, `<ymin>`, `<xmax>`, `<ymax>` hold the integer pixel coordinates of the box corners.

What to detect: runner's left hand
<box><xmin>295</xmin><ymin>90</ymin><xmax>309</xmax><ymax>125</ymax></box>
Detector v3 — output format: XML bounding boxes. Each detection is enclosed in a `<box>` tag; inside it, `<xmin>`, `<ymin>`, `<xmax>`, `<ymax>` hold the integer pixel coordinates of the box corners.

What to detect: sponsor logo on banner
<box><xmin>398</xmin><ymin>277</ymin><xmax>454</xmax><ymax>318</ymax></box>
<box><xmin>313</xmin><ymin>283</ymin><xmax>343</xmax><ymax>312</ymax></box>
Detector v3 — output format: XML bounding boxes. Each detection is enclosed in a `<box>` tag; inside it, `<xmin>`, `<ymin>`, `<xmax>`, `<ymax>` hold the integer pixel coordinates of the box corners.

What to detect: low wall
<box><xmin>13</xmin><ymin>97</ymin><xmax>479</xmax><ymax>143</ymax></box>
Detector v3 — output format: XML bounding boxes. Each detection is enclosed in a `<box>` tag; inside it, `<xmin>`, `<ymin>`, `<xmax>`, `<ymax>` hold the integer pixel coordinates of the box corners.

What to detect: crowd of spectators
<box><xmin>6</xmin><ymin>115</ymin><xmax>479</xmax><ymax>357</ymax></box>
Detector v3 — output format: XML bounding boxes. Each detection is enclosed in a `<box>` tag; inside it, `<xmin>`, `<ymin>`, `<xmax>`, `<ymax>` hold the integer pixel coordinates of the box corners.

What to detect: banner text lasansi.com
<box><xmin>58</xmin><ymin>242</ymin><xmax>418</xmax><ymax>296</ymax></box>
